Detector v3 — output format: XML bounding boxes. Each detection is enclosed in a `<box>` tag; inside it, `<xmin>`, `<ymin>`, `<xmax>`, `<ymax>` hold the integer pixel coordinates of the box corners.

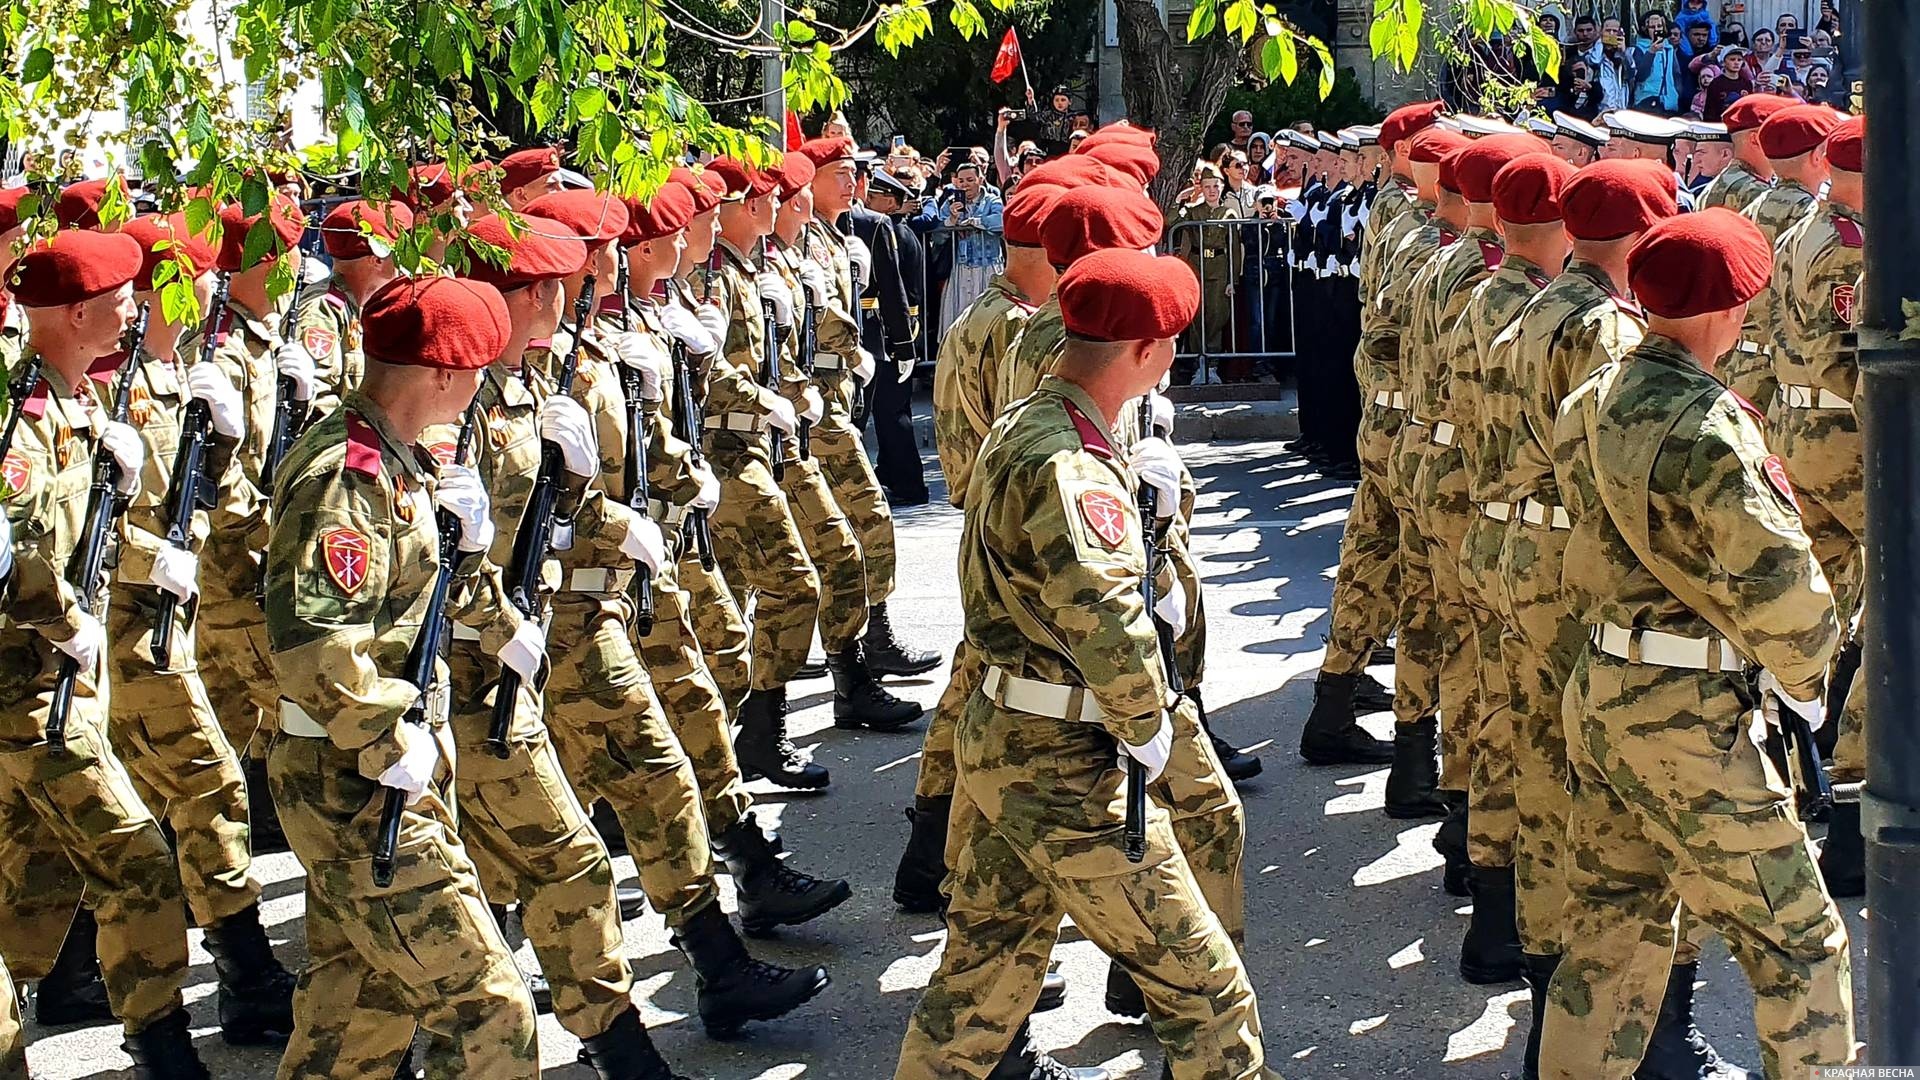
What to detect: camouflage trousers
<box><xmin>543</xmin><ymin>597</ymin><xmax>717</xmax><ymax>928</ymax></box>
<box><xmin>1323</xmin><ymin>401</ymin><xmax>1404</xmax><ymax>677</ymax></box>
<box><xmin>1459</xmin><ymin>511</ymin><xmax>1517</xmax><ymax>868</ymax></box>
<box><xmin>678</xmin><ymin>546</ymin><xmax>753</xmax><ymax>713</ymax></box>
<box><xmin>1167</xmin><ymin>525</ymin><xmax>1209</xmax><ymax>689</ymax></box>
<box><xmin>1773</xmin><ymin>406</ymin><xmax>1866</xmax><ymax>783</ymax></box>
<box><xmin>641</xmin><ymin>556</ymin><xmax>755</xmax><ymax>836</ymax></box>
<box><xmin>1398</xmin><ymin>436</ymin><xmax>1476</xmax><ymax>789</ymax></box>
<box><xmin>105</xmin><ymin>588</ymin><xmax>259</xmax><ymax>927</ymax></box>
<box><xmin>196</xmin><ymin>598</ymin><xmax>280</xmax><ymax>755</ymax></box>
<box><xmin>1542</xmin><ymin>651</ymin><xmax>1854</xmax><ymax>1080</ymax></box>
<box><xmin>706</xmin><ymin>445</ymin><xmax>822</xmax><ymax>689</ymax></box>
<box><xmin>897</xmin><ymin>694</ymin><xmax>1262</xmax><ymax>1080</ymax></box>
<box><xmin>1152</xmin><ymin>694</ymin><xmax>1246</xmax><ymax>942</ymax></box>
<box><xmin>915</xmin><ymin>640</ymin><xmax>982</xmax><ymax>800</ymax></box>
<box><xmin>0</xmin><ymin>955</ymin><xmax>21</xmax><ymax>1080</ymax></box>
<box><xmin>447</xmin><ymin>645</ymin><xmax>634</xmax><ymax>1041</ymax></box>
<box><xmin>1382</xmin><ymin>422</ymin><xmax>1445</xmax><ymax>734</ymax></box>
<box><xmin>778</xmin><ymin>453</ymin><xmax>870</xmax><ymax>651</ymax></box>
<box><xmin>266</xmin><ymin>731</ymin><xmax>538</xmax><ymax>1079</ymax></box>
<box><xmin>812</xmin><ymin>412</ymin><xmax>898</xmax><ymax>606</ymax></box>
<box><xmin>0</xmin><ymin>703</ymin><xmax>188</xmax><ymax>1034</ymax></box>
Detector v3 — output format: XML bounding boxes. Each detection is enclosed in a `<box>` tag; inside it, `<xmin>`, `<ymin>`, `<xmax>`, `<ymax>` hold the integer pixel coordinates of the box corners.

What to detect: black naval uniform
<box><xmin>845</xmin><ymin>199</ymin><xmax>927</xmax><ymax>503</ymax></box>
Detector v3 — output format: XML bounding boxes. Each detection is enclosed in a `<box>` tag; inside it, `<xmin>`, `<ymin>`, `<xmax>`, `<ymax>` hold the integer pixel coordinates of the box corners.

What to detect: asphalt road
<box><xmin>20</xmin><ymin>436</ymin><xmax>1868</xmax><ymax>1079</ymax></box>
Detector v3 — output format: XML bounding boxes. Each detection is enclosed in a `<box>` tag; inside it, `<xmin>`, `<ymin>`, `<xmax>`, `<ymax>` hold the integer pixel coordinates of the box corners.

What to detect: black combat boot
<box><xmin>862</xmin><ymin>601</ymin><xmax>942</xmax><ymax>677</ymax></box>
<box><xmin>1298</xmin><ymin>672</ymin><xmax>1394</xmax><ymax>765</ymax></box>
<box><xmin>1819</xmin><ymin>801</ymin><xmax>1865</xmax><ymax>898</ymax></box>
<box><xmin>794</xmin><ymin>658</ymin><xmax>830</xmax><ymax>680</ymax></box>
<box><xmin>893</xmin><ymin>794</ymin><xmax>952</xmax><ymax>914</ymax></box>
<box><xmin>123</xmin><ymin>1006</ymin><xmax>211</xmax><ymax>1079</ymax></box>
<box><xmin>1820</xmin><ymin>638</ymin><xmax>1861</xmax><ymax>757</ymax></box>
<box><xmin>1433</xmin><ymin>794</ymin><xmax>1471</xmax><ymax>896</ymax></box>
<box><xmin>34</xmin><ymin>907</ymin><xmax>113</xmax><ymax>1026</ymax></box>
<box><xmin>712</xmin><ymin>818</ymin><xmax>852</xmax><ymax>935</ymax></box>
<box><xmin>1369</xmin><ymin>642</ymin><xmax>1397</xmax><ymax>666</ymax></box>
<box><xmin>828</xmin><ymin>644</ymin><xmax>923</xmax><ymax>730</ymax></box>
<box><xmin>579</xmin><ymin>1005</ymin><xmax>691</xmax><ymax>1080</ymax></box>
<box><xmin>1036</xmin><ymin>970</ymin><xmax>1068</xmax><ymax>1013</ymax></box>
<box><xmin>1191</xmin><ymin>689</ymin><xmax>1261</xmax><ymax>782</ymax></box>
<box><xmin>735</xmin><ymin>687</ymin><xmax>830</xmax><ymax>789</ymax></box>
<box><xmin>988</xmin><ymin>1019</ymin><xmax>1111</xmax><ymax>1080</ymax></box>
<box><xmin>592</xmin><ymin>799</ymin><xmax>628</xmax><ymax>856</ymax></box>
<box><xmin>1521</xmin><ymin>952</ymin><xmax>1560</xmax><ymax>1080</ymax></box>
<box><xmin>1635</xmin><ymin>962</ymin><xmax>1748</xmax><ymax>1080</ymax></box>
<box><xmin>673</xmin><ymin>901</ymin><xmax>829</xmax><ymax>1037</ymax></box>
<box><xmin>1353</xmin><ymin>669</ymin><xmax>1395</xmax><ymax>712</ymax></box>
<box><xmin>1384</xmin><ymin>718</ymin><xmax>1449</xmax><ymax>819</ymax></box>
<box><xmin>490</xmin><ymin>904</ymin><xmax>553</xmax><ymax>1015</ymax></box>
<box><xmin>201</xmin><ymin>902</ymin><xmax>297</xmax><ymax>1044</ymax></box>
<box><xmin>246</xmin><ymin>754</ymin><xmax>290</xmax><ymax>855</ymax></box>
<box><xmin>616</xmin><ymin>885</ymin><xmax>647</xmax><ymax>921</ymax></box>
<box><xmin>1103</xmin><ymin>962</ymin><xmax>1146</xmax><ymax>1019</ymax></box>
<box><xmin>1459</xmin><ymin>865</ymin><xmax>1524</xmax><ymax>984</ymax></box>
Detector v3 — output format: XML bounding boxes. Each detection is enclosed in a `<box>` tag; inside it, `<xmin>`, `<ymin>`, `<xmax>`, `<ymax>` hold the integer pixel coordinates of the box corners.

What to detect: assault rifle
<box><xmin>612</xmin><ymin>252</ymin><xmax>654</xmax><ymax>636</ymax></box>
<box><xmin>760</xmin><ymin>258</ymin><xmax>788</xmax><ymax>481</ymax></box>
<box><xmin>262</xmin><ymin>210</ymin><xmax>323</xmax><ymax>491</ymax></box>
<box><xmin>1126</xmin><ymin>398</ymin><xmax>1184</xmax><ymax>863</ymax></box>
<box><xmin>665</xmin><ymin>307</ymin><xmax>716</xmax><ymax>572</ymax></box>
<box><xmin>150</xmin><ymin>272</ymin><xmax>230</xmax><ymax>666</ymax></box>
<box><xmin>0</xmin><ymin>357</ymin><xmax>46</xmax><ymax>469</ymax></box>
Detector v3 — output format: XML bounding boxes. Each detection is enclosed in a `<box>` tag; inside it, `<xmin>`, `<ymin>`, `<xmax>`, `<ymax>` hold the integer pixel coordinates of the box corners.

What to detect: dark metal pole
<box><xmin>1856</xmin><ymin>0</ymin><xmax>1920</xmax><ymax>1063</ymax></box>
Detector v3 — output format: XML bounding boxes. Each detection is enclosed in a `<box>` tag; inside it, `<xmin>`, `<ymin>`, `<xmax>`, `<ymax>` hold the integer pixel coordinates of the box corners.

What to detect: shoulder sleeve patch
<box><xmin>2</xmin><ymin>450</ymin><xmax>32</xmax><ymax>497</ymax></box>
<box><xmin>320</xmin><ymin>526</ymin><xmax>373</xmax><ymax>595</ymax></box>
<box><xmin>1478</xmin><ymin>239</ymin><xmax>1504</xmax><ymax>271</ymax></box>
<box><xmin>1762</xmin><ymin>454</ymin><xmax>1800</xmax><ymax>513</ymax></box>
<box><xmin>1077</xmin><ymin>489</ymin><xmax>1131</xmax><ymax>550</ymax></box>
<box><xmin>1833</xmin><ymin>215</ymin><xmax>1863</xmax><ymax>249</ymax></box>
<box><xmin>1832</xmin><ymin>283</ymin><xmax>1857</xmax><ymax>326</ymax></box>
<box><xmin>425</xmin><ymin>440</ymin><xmax>459</xmax><ymax>468</ymax></box>
<box><xmin>1062</xmin><ymin>400</ymin><xmax>1115</xmax><ymax>460</ymax></box>
<box><xmin>344</xmin><ymin>415</ymin><xmax>384</xmax><ymax>479</ymax></box>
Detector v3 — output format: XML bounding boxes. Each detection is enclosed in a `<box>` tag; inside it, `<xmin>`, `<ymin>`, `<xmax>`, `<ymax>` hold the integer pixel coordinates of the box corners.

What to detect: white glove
<box><xmin>846</xmin><ymin>236</ymin><xmax>873</xmax><ymax>291</ymax></box>
<box><xmin>759</xmin><ymin>389</ymin><xmax>797</xmax><ymax>435</ymax></box>
<box><xmin>852</xmin><ymin>347</ymin><xmax>877</xmax><ymax>385</ymax></box>
<box><xmin>149</xmin><ymin>544</ymin><xmax>199</xmax><ymax>603</ymax></box>
<box><xmin>1147</xmin><ymin>391</ymin><xmax>1175</xmax><ymax>437</ymax></box>
<box><xmin>1759</xmin><ymin>669</ymin><xmax>1828</xmax><ymax>733</ymax></box>
<box><xmin>798</xmin><ymin>260</ymin><xmax>831</xmax><ymax>308</ymax></box>
<box><xmin>1120</xmin><ymin>715</ymin><xmax>1174</xmax><ymax>785</ymax></box>
<box><xmin>659</xmin><ymin>303</ymin><xmax>717</xmax><ymax>357</ymax></box>
<box><xmin>538</xmin><ymin>396</ymin><xmax>599</xmax><ymax>479</ymax></box>
<box><xmin>621</xmin><ymin>515</ymin><xmax>666</xmax><ymax>573</ymax></box>
<box><xmin>609</xmin><ymin>331</ymin><xmax>665</xmax><ymax>401</ymax></box>
<box><xmin>274</xmin><ymin>340</ymin><xmax>316</xmax><ymax>403</ymax></box>
<box><xmin>49</xmin><ymin>612</ymin><xmax>105</xmax><ymax>672</ymax></box>
<box><xmin>377</xmin><ymin>721</ymin><xmax>442</xmax><ymax>805</ymax></box>
<box><xmin>496</xmin><ymin>618</ymin><xmax>547</xmax><ymax>683</ymax></box>
<box><xmin>0</xmin><ymin>514</ymin><xmax>12</xmax><ymax>583</ymax></box>
<box><xmin>799</xmin><ymin>387</ymin><xmax>824</xmax><ymax>425</ymax></box>
<box><xmin>692</xmin><ymin>301</ymin><xmax>728</xmax><ymax>346</ymax></box>
<box><xmin>99</xmin><ymin>421</ymin><xmax>145</xmax><ymax>496</ymax></box>
<box><xmin>434</xmin><ymin>463</ymin><xmax>495</xmax><ymax>554</ymax></box>
<box><xmin>690</xmin><ymin>464</ymin><xmax>721</xmax><ymax>511</ymax></box>
<box><xmin>1129</xmin><ymin>436</ymin><xmax>1183</xmax><ymax>520</ymax></box>
<box><xmin>299</xmin><ymin>252</ymin><xmax>331</xmax><ymax>287</ymax></box>
<box><xmin>187</xmin><ymin>363</ymin><xmax>244</xmax><ymax>439</ymax></box>
<box><xmin>1153</xmin><ymin>572</ymin><xmax>1188</xmax><ymax>638</ymax></box>
<box><xmin>755</xmin><ymin>271</ymin><xmax>795</xmax><ymax>328</ymax></box>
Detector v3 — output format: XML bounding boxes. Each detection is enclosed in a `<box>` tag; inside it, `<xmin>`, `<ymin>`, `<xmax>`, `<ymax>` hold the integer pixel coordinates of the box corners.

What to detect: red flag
<box><xmin>785</xmin><ymin>109</ymin><xmax>805</xmax><ymax>149</ymax></box>
<box><xmin>990</xmin><ymin>26</ymin><xmax>1022</xmax><ymax>84</ymax></box>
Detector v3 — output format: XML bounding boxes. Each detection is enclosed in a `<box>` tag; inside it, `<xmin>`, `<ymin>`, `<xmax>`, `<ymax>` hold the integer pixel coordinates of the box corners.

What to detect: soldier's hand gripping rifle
<box><xmin>262</xmin><ymin>210</ymin><xmax>323</xmax><ymax>491</ymax></box>
<box><xmin>485</xmin><ymin>277</ymin><xmax>596</xmax><ymax>759</ymax></box>
<box><xmin>1763</xmin><ymin>688</ymin><xmax>1836</xmax><ymax>824</ymax></box>
<box><xmin>151</xmin><ymin>273</ymin><xmax>230</xmax><ymax>667</ymax></box>
<box><xmin>47</xmin><ymin>302</ymin><xmax>151</xmax><ymax>754</ymax></box>
<box><xmin>1125</xmin><ymin>400</ymin><xmax>1184</xmax><ymax>863</ymax></box>
<box><xmin>373</xmin><ymin>396</ymin><xmax>482</xmax><ymax>888</ymax></box>
<box><xmin>665</xmin><ymin>319</ymin><xmax>716</xmax><ymax>572</ymax></box>
<box><xmin>613</xmin><ymin>251</ymin><xmax>655</xmax><ymax>636</ymax></box>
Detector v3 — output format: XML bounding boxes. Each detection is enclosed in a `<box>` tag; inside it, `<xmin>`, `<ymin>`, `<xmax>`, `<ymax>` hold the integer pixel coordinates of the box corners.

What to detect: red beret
<box><xmin>524</xmin><ymin>190</ymin><xmax>630</xmax><ymax>249</ymax></box>
<box><xmin>1758</xmin><ymin>105</ymin><xmax>1844</xmax><ymax>161</ymax></box>
<box><xmin>1451</xmin><ymin>134</ymin><xmax>1553</xmax><ymax>202</ymax></box>
<box><xmin>706</xmin><ymin>158</ymin><xmax>779</xmax><ymax>201</ymax></box>
<box><xmin>1058</xmin><ymin>249</ymin><xmax>1197</xmax><ymax>343</ymax></box>
<box><xmin>1826</xmin><ymin>115</ymin><xmax>1864</xmax><ymax>173</ymax></box>
<box><xmin>668</xmin><ymin>167</ymin><xmax>722</xmax><ymax>215</ymax></box>
<box><xmin>1492</xmin><ymin>153</ymin><xmax>1578</xmax><ymax>225</ymax></box>
<box><xmin>462</xmin><ymin>214</ymin><xmax>587</xmax><ymax>289</ymax></box>
<box><xmin>404</xmin><ymin>162</ymin><xmax>458</xmax><ymax>208</ymax></box>
<box><xmin>1559</xmin><ymin>159</ymin><xmax>1677</xmax><ymax>241</ymax></box>
<box><xmin>1380</xmin><ymin>101</ymin><xmax>1446</xmax><ymax>152</ymax></box>
<box><xmin>322</xmin><ymin>200</ymin><xmax>414</xmax><ymax>261</ymax></box>
<box><xmin>1407</xmin><ymin>128</ymin><xmax>1472</xmax><ymax>166</ymax></box>
<box><xmin>1075</xmin><ymin>123</ymin><xmax>1157</xmax><ymax>153</ymax></box>
<box><xmin>121</xmin><ymin>213</ymin><xmax>219</xmax><ymax>291</ymax></box>
<box><xmin>361</xmin><ymin>276</ymin><xmax>510</xmax><ymax>370</ymax></box>
<box><xmin>1040</xmin><ymin>187</ymin><xmax>1164</xmax><ymax>268</ymax></box>
<box><xmin>1627</xmin><ymin>209</ymin><xmax>1772</xmax><ymax>319</ymax></box>
<box><xmin>0</xmin><ymin>186</ymin><xmax>29</xmax><ymax>233</ymax></box>
<box><xmin>1082</xmin><ymin>141</ymin><xmax>1160</xmax><ymax>186</ymax></box>
<box><xmin>1720</xmin><ymin>94</ymin><xmax>1797</xmax><ymax>134</ymax></box>
<box><xmin>1018</xmin><ymin>155</ymin><xmax>1129</xmax><ymax>194</ymax></box>
<box><xmin>774</xmin><ymin>152</ymin><xmax>817</xmax><ymax>199</ymax></box>
<box><xmin>6</xmin><ymin>229</ymin><xmax>143</xmax><ymax>308</ymax></box>
<box><xmin>217</xmin><ymin>195</ymin><xmax>306</xmax><ymax>272</ymax></box>
<box><xmin>56</xmin><ymin>177</ymin><xmax>129</xmax><ymax>229</ymax></box>
<box><xmin>795</xmin><ymin>137</ymin><xmax>859</xmax><ymax>169</ymax></box>
<box><xmin>1002</xmin><ymin>184</ymin><xmax>1064</xmax><ymax>248</ymax></box>
<box><xmin>621</xmin><ymin>183</ymin><xmax>696</xmax><ymax>244</ymax></box>
<box><xmin>499</xmin><ymin>147</ymin><xmax>563</xmax><ymax>194</ymax></box>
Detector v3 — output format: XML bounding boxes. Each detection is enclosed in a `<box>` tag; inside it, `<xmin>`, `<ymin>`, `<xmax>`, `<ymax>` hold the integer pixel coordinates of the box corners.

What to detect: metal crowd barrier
<box><xmin>913</xmin><ymin>222</ymin><xmax>1004</xmax><ymax>367</ymax></box>
<box><xmin>1161</xmin><ymin>216</ymin><xmax>1301</xmax><ymax>385</ymax></box>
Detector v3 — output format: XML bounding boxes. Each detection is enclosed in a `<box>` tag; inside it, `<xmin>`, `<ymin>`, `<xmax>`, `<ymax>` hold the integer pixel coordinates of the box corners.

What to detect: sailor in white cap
<box><xmin>1551</xmin><ymin>111</ymin><xmax>1609</xmax><ymax>167</ymax></box>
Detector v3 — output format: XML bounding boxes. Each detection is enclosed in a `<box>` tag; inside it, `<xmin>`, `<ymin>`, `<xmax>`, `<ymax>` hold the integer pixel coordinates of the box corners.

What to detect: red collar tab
<box><xmin>19</xmin><ymin>378</ymin><xmax>49</xmax><ymax>420</ymax></box>
<box><xmin>1063</xmin><ymin>400</ymin><xmax>1114</xmax><ymax>460</ymax></box>
<box><xmin>87</xmin><ymin>351</ymin><xmax>127</xmax><ymax>383</ymax></box>
<box><xmin>1833</xmin><ymin>215</ymin><xmax>1863</xmax><ymax>249</ymax></box>
<box><xmin>344</xmin><ymin>414</ymin><xmax>384</xmax><ymax>479</ymax></box>
<box><xmin>1478</xmin><ymin>239</ymin><xmax>1504</xmax><ymax>271</ymax></box>
<box><xmin>597</xmin><ymin>295</ymin><xmax>626</xmax><ymax>315</ymax></box>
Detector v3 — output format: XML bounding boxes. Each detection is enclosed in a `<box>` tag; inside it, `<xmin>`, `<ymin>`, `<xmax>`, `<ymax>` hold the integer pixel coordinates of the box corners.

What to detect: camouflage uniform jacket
<box><xmin>959</xmin><ymin>374</ymin><xmax>1174</xmax><ymax>751</ymax></box>
<box><xmin>613</xmin><ymin>295</ymin><xmax>706</xmax><ymax>512</ymax></box>
<box><xmin>997</xmin><ymin>296</ymin><xmax>1066</xmax><ymax>414</ymax></box>
<box><xmin>1358</xmin><ymin>206</ymin><xmax>1442</xmax><ymax>396</ymax></box>
<box><xmin>1774</xmin><ymin>199</ymin><xmax>1863</xmax><ymax>406</ymax></box>
<box><xmin>1411</xmin><ymin>225</ymin><xmax>1503</xmax><ymax>431</ymax></box>
<box><xmin>1456</xmin><ymin>254</ymin><xmax>1552</xmax><ymax>505</ymax></box>
<box><xmin>766</xmin><ymin>236</ymin><xmax>828</xmax><ymax>409</ymax></box>
<box><xmin>1360</xmin><ymin>179</ymin><xmax>1416</xmax><ymax>269</ymax></box>
<box><xmin>705</xmin><ymin>239</ymin><xmax>786</xmax><ymax>463</ymax></box>
<box><xmin>802</xmin><ymin>215</ymin><xmax>867</xmax><ymax>420</ymax></box>
<box><xmin>1723</xmin><ymin>178</ymin><xmax>1819</xmax><ymax>411</ymax></box>
<box><xmin>286</xmin><ymin>278</ymin><xmax>364</xmax><ymax>418</ymax></box>
<box><xmin>1495</xmin><ymin>260</ymin><xmax>1646</xmax><ymax>508</ymax></box>
<box><xmin>1696</xmin><ymin>160</ymin><xmax>1769</xmax><ymax>214</ymax></box>
<box><xmin>191</xmin><ymin>296</ymin><xmax>278</xmax><ymax>609</ymax></box>
<box><xmin>933</xmin><ymin>274</ymin><xmax>1038</xmax><ymax>507</ymax></box>
<box><xmin>1551</xmin><ymin>334</ymin><xmax>1838</xmax><ymax>699</ymax></box>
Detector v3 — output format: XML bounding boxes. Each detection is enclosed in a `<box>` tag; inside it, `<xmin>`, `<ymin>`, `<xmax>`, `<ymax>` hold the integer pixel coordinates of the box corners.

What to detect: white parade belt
<box><xmin>278</xmin><ymin>699</ymin><xmax>330</xmax><ymax>738</ymax></box>
<box><xmin>1518</xmin><ymin>498</ymin><xmax>1571</xmax><ymax>530</ymax></box>
<box><xmin>981</xmin><ymin>666</ymin><xmax>1106</xmax><ymax>725</ymax></box>
<box><xmin>1779</xmin><ymin>384</ymin><xmax>1851</xmax><ymax>410</ymax></box>
<box><xmin>561</xmin><ymin>567</ymin><xmax>634</xmax><ymax>595</ymax></box>
<box><xmin>1371</xmin><ymin>390</ymin><xmax>1407</xmax><ymax>411</ymax></box>
<box><xmin>1429</xmin><ymin>420</ymin><xmax>1456</xmax><ymax>447</ymax></box>
<box><xmin>1480</xmin><ymin>501</ymin><xmax>1512</xmax><ymax>522</ymax></box>
<box><xmin>705</xmin><ymin>413</ymin><xmax>769</xmax><ymax>433</ymax></box>
<box><xmin>1590</xmin><ymin>624</ymin><xmax>1743</xmax><ymax>672</ymax></box>
<box><xmin>811</xmin><ymin>352</ymin><xmax>843</xmax><ymax>370</ymax></box>
<box><xmin>649</xmin><ymin>499</ymin><xmax>689</xmax><ymax>528</ymax></box>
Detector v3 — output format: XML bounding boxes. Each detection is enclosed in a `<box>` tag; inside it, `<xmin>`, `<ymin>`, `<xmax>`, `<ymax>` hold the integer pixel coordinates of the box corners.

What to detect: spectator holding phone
<box><xmin>1750</xmin><ymin>27</ymin><xmax>1782</xmax><ymax>74</ymax></box>
<box><xmin>1580</xmin><ymin>16</ymin><xmax>1632</xmax><ymax>112</ymax></box>
<box><xmin>1631</xmin><ymin>10</ymin><xmax>1682</xmax><ymax>113</ymax></box>
<box><xmin>1702</xmin><ymin>44</ymin><xmax>1757</xmax><ymax>121</ymax></box>
<box><xmin>921</xmin><ymin>161</ymin><xmax>1004</xmax><ymax>331</ymax></box>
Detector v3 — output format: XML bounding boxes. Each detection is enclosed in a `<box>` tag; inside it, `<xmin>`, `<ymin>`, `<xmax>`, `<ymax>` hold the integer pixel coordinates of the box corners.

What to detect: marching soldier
<box><xmin>289</xmin><ymin>199</ymin><xmax>412</xmax><ymax>416</ymax></box>
<box><xmin>1695</xmin><ymin>94</ymin><xmax>1791</xmax><ymax>212</ymax></box>
<box><xmin>1544</xmin><ymin>209</ymin><xmax>1854</xmax><ymax>1080</ymax></box>
<box><xmin>1680</xmin><ymin>121</ymin><xmax>1732</xmax><ymax>201</ymax></box>
<box><xmin>1</xmin><ymin>228</ymin><xmax>207</xmax><ymax>1077</ymax></box>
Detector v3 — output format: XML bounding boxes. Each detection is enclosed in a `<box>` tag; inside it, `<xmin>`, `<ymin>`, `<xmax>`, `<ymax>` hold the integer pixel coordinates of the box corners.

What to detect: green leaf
<box><xmin>240</xmin><ymin>175</ymin><xmax>270</xmax><ymax>216</ymax></box>
<box><xmin>1260</xmin><ymin>37</ymin><xmax>1283</xmax><ymax>81</ymax></box>
<box><xmin>1187</xmin><ymin>0</ymin><xmax>1217</xmax><ymax>43</ymax></box>
<box><xmin>20</xmin><ymin>47</ymin><xmax>53</xmax><ymax>84</ymax></box>
<box><xmin>573</xmin><ymin>85</ymin><xmax>606</xmax><ymax>119</ymax></box>
<box><xmin>948</xmin><ymin>0</ymin><xmax>985</xmax><ymax>40</ymax></box>
<box><xmin>184</xmin><ymin>197</ymin><xmax>216</xmax><ymax>239</ymax></box>
<box><xmin>785</xmin><ymin>18</ymin><xmax>815</xmax><ymax>44</ymax></box>
<box><xmin>1310</xmin><ymin>35</ymin><xmax>1335</xmax><ymax>98</ymax></box>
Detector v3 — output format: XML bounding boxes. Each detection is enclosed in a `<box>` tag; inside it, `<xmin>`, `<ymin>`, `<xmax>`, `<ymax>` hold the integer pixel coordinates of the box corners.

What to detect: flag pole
<box><xmin>1016</xmin><ymin>27</ymin><xmax>1032</xmax><ymax>97</ymax></box>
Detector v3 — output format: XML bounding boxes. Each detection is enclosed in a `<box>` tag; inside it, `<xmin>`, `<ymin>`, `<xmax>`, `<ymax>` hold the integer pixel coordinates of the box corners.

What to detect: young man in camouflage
<box><xmin>0</xmin><ymin>229</ymin><xmax>208</xmax><ymax>1078</ymax></box>
<box><xmin>896</xmin><ymin>248</ymin><xmax>1262</xmax><ymax>1080</ymax></box>
<box><xmin>287</xmin><ymin>199</ymin><xmax>411</xmax><ymax>418</ymax></box>
<box><xmin>1544</xmin><ymin>209</ymin><xmax>1854</xmax><ymax>1080</ymax></box>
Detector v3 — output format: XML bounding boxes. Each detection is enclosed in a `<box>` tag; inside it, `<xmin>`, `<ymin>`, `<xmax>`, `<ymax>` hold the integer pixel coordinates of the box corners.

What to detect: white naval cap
<box><xmin>1552</xmin><ymin>111</ymin><xmax>1610</xmax><ymax>147</ymax></box>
